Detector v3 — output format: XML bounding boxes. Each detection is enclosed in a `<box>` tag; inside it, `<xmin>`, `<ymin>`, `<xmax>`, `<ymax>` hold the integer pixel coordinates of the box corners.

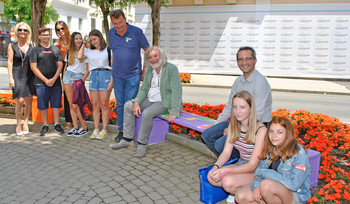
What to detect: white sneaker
<box><xmin>226</xmin><ymin>194</ymin><xmax>235</xmax><ymax>204</ymax></box>
<box><xmin>96</xmin><ymin>129</ymin><xmax>108</xmax><ymax>140</ymax></box>
<box><xmin>90</xmin><ymin>129</ymin><xmax>99</xmax><ymax>139</ymax></box>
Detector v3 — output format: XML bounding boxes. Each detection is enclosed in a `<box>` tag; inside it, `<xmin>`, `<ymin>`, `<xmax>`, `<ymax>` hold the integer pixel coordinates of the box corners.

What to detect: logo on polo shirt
<box><xmin>126</xmin><ymin>37</ymin><xmax>132</xmax><ymax>43</ymax></box>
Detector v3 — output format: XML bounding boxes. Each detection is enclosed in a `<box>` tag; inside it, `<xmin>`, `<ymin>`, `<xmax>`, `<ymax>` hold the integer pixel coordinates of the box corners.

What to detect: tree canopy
<box><xmin>4</xmin><ymin>0</ymin><xmax>59</xmax><ymax>26</ymax></box>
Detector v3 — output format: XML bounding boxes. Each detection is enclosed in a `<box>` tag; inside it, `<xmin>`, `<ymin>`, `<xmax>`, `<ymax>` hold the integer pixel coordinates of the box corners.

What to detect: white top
<box><xmin>216</xmin><ymin>70</ymin><xmax>272</xmax><ymax>124</ymax></box>
<box><xmin>84</xmin><ymin>48</ymin><xmax>111</xmax><ymax>71</ymax></box>
<box><xmin>65</xmin><ymin>53</ymin><xmax>88</xmax><ymax>74</ymax></box>
<box><xmin>148</xmin><ymin>69</ymin><xmax>162</xmax><ymax>102</ymax></box>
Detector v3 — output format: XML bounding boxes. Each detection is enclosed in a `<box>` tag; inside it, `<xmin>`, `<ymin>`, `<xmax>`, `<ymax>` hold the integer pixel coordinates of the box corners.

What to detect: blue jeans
<box><xmin>202</xmin><ymin>120</ymin><xmax>240</xmax><ymax>159</ymax></box>
<box><xmin>113</xmin><ymin>74</ymin><xmax>141</xmax><ymax>131</ymax></box>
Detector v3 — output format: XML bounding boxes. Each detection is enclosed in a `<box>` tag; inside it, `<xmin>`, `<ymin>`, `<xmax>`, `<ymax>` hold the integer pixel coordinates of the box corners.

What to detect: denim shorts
<box><xmin>63</xmin><ymin>70</ymin><xmax>84</xmax><ymax>85</ymax></box>
<box><xmin>89</xmin><ymin>69</ymin><xmax>111</xmax><ymax>91</ymax></box>
<box><xmin>35</xmin><ymin>85</ymin><xmax>62</xmax><ymax>110</ymax></box>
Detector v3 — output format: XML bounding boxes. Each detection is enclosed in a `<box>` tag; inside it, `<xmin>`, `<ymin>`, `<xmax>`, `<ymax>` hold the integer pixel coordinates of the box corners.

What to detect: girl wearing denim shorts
<box><xmin>207</xmin><ymin>91</ymin><xmax>267</xmax><ymax>204</ymax></box>
<box><xmin>78</xmin><ymin>29</ymin><xmax>112</xmax><ymax>140</ymax></box>
<box><xmin>63</xmin><ymin>32</ymin><xmax>90</xmax><ymax>137</ymax></box>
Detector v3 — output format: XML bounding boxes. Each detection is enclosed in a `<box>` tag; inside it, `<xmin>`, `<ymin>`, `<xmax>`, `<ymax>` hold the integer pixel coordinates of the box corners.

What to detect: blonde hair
<box><xmin>228</xmin><ymin>91</ymin><xmax>257</xmax><ymax>144</ymax></box>
<box><xmin>14</xmin><ymin>22</ymin><xmax>32</xmax><ymax>44</ymax></box>
<box><xmin>68</xmin><ymin>32</ymin><xmax>84</xmax><ymax>65</ymax></box>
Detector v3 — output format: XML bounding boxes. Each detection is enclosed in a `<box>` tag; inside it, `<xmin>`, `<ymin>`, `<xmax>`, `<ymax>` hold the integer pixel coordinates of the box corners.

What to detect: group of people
<box><xmin>7</xmin><ymin>9</ymin><xmax>311</xmax><ymax>203</ymax></box>
<box><xmin>202</xmin><ymin>47</ymin><xmax>311</xmax><ymax>203</ymax></box>
<box><xmin>7</xmin><ymin>9</ymin><xmax>181</xmax><ymax>157</ymax></box>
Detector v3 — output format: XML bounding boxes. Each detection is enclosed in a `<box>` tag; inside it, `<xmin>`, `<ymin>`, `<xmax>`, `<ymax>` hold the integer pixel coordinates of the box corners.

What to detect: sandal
<box><xmin>23</xmin><ymin>125</ymin><xmax>29</xmax><ymax>135</ymax></box>
<box><xmin>65</xmin><ymin>122</ymin><xmax>72</xmax><ymax>130</ymax></box>
<box><xmin>16</xmin><ymin>127</ymin><xmax>23</xmax><ymax>136</ymax></box>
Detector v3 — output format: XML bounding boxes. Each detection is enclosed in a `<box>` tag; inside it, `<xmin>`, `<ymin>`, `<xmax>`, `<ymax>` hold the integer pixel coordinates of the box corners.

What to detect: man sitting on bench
<box><xmin>111</xmin><ymin>46</ymin><xmax>183</xmax><ymax>157</ymax></box>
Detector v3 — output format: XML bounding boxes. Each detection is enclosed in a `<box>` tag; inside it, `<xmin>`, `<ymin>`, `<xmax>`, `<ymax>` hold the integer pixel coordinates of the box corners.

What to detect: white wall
<box><xmin>135</xmin><ymin>3</ymin><xmax>350</xmax><ymax>79</ymax></box>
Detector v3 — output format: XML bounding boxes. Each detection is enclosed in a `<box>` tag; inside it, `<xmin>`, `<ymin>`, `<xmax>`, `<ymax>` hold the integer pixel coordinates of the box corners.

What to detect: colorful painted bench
<box><xmin>134</xmin><ymin>111</ymin><xmax>216</xmax><ymax>144</ymax></box>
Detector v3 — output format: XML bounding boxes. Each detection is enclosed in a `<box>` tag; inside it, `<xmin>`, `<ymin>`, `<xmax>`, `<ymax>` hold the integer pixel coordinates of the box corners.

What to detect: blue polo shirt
<box><xmin>109</xmin><ymin>23</ymin><xmax>149</xmax><ymax>79</ymax></box>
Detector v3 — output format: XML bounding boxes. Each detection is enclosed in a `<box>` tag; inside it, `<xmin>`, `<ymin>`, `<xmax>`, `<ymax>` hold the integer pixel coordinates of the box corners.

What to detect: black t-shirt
<box><xmin>30</xmin><ymin>44</ymin><xmax>63</xmax><ymax>87</ymax></box>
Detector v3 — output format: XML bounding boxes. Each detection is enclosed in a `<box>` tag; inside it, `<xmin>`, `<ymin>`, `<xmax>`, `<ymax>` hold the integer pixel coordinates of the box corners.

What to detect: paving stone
<box><xmin>0</xmin><ymin>116</ymin><xmax>215</xmax><ymax>203</ymax></box>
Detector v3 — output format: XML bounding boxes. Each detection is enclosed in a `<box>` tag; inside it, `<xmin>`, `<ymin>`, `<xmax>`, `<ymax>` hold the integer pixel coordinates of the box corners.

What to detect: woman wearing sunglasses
<box><xmin>54</xmin><ymin>21</ymin><xmax>72</xmax><ymax>130</ymax></box>
<box><xmin>7</xmin><ymin>22</ymin><xmax>35</xmax><ymax>136</ymax></box>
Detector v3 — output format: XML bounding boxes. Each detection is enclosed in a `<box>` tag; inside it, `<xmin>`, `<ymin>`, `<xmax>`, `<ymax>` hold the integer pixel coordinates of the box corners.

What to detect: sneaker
<box><xmin>114</xmin><ymin>131</ymin><xmax>123</xmax><ymax>143</ymax></box>
<box><xmin>136</xmin><ymin>144</ymin><xmax>147</xmax><ymax>157</ymax></box>
<box><xmin>96</xmin><ymin>129</ymin><xmax>108</xmax><ymax>140</ymax></box>
<box><xmin>226</xmin><ymin>194</ymin><xmax>235</xmax><ymax>204</ymax></box>
<box><xmin>40</xmin><ymin>125</ymin><xmax>49</xmax><ymax>136</ymax></box>
<box><xmin>67</xmin><ymin>128</ymin><xmax>77</xmax><ymax>136</ymax></box>
<box><xmin>111</xmin><ymin>139</ymin><xmax>134</xmax><ymax>150</ymax></box>
<box><xmin>54</xmin><ymin>124</ymin><xmax>64</xmax><ymax>135</ymax></box>
<box><xmin>90</xmin><ymin>129</ymin><xmax>99</xmax><ymax>139</ymax></box>
<box><xmin>74</xmin><ymin>128</ymin><xmax>89</xmax><ymax>137</ymax></box>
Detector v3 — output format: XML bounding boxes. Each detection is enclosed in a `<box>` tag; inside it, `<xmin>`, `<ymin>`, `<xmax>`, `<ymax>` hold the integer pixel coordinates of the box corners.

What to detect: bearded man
<box><xmin>111</xmin><ymin>46</ymin><xmax>183</xmax><ymax>157</ymax></box>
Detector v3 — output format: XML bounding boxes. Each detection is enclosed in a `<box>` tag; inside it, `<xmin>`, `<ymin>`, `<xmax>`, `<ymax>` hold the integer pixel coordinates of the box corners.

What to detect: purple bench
<box><xmin>307</xmin><ymin>149</ymin><xmax>321</xmax><ymax>188</ymax></box>
<box><xmin>134</xmin><ymin>111</ymin><xmax>216</xmax><ymax>144</ymax></box>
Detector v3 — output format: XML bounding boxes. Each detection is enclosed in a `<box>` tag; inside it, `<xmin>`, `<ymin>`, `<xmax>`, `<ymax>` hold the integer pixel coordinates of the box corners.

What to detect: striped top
<box><xmin>233</xmin><ymin>132</ymin><xmax>255</xmax><ymax>161</ymax></box>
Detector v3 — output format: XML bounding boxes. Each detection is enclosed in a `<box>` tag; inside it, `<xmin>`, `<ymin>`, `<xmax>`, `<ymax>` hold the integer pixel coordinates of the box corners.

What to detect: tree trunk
<box><xmin>31</xmin><ymin>0</ymin><xmax>47</xmax><ymax>45</ymax></box>
<box><xmin>148</xmin><ymin>0</ymin><xmax>161</xmax><ymax>46</ymax></box>
<box><xmin>99</xmin><ymin>0</ymin><xmax>110</xmax><ymax>45</ymax></box>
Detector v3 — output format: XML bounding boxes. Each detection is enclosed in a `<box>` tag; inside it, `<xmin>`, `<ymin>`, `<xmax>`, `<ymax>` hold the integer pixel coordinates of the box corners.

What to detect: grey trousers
<box><xmin>123</xmin><ymin>99</ymin><xmax>167</xmax><ymax>144</ymax></box>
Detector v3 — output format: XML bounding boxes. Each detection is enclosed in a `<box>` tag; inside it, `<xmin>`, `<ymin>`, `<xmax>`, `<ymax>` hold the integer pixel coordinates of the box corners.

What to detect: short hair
<box><xmin>38</xmin><ymin>27</ymin><xmax>51</xmax><ymax>35</ymax></box>
<box><xmin>55</xmin><ymin>21</ymin><xmax>71</xmax><ymax>39</ymax></box>
<box><xmin>228</xmin><ymin>90</ymin><xmax>258</xmax><ymax>144</ymax></box>
<box><xmin>259</xmin><ymin>117</ymin><xmax>303</xmax><ymax>162</ymax></box>
<box><xmin>236</xmin><ymin>46</ymin><xmax>256</xmax><ymax>60</ymax></box>
<box><xmin>110</xmin><ymin>9</ymin><xmax>126</xmax><ymax>19</ymax></box>
<box><xmin>14</xmin><ymin>22</ymin><xmax>32</xmax><ymax>44</ymax></box>
<box><xmin>89</xmin><ymin>29</ymin><xmax>107</xmax><ymax>51</ymax></box>
<box><xmin>143</xmin><ymin>46</ymin><xmax>168</xmax><ymax>70</ymax></box>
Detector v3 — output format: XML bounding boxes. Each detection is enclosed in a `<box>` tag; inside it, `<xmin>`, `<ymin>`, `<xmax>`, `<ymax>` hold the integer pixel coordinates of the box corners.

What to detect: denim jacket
<box><xmin>251</xmin><ymin>144</ymin><xmax>311</xmax><ymax>203</ymax></box>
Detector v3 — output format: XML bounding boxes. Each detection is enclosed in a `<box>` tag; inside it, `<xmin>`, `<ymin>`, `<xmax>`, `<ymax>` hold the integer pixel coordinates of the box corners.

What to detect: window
<box><xmin>91</xmin><ymin>18</ymin><xmax>96</xmax><ymax>30</ymax></box>
<box><xmin>67</xmin><ymin>16</ymin><xmax>72</xmax><ymax>29</ymax></box>
<box><xmin>79</xmin><ymin>18</ymin><xmax>83</xmax><ymax>30</ymax></box>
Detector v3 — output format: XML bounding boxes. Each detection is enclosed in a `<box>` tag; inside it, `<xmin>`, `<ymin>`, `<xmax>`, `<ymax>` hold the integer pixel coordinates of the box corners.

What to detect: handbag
<box><xmin>199</xmin><ymin>158</ymin><xmax>238</xmax><ymax>204</ymax></box>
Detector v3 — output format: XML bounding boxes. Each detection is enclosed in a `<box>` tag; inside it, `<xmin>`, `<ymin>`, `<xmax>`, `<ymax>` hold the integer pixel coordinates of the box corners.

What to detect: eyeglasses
<box><xmin>237</xmin><ymin>57</ymin><xmax>255</xmax><ymax>63</ymax></box>
<box><xmin>56</xmin><ymin>27</ymin><xmax>65</xmax><ymax>32</ymax></box>
<box><xmin>18</xmin><ymin>29</ymin><xmax>28</xmax><ymax>32</ymax></box>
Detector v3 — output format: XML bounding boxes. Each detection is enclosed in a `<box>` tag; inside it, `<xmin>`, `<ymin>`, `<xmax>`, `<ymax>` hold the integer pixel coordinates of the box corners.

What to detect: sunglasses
<box><xmin>56</xmin><ymin>27</ymin><xmax>65</xmax><ymax>32</ymax></box>
<box><xmin>18</xmin><ymin>29</ymin><xmax>28</xmax><ymax>32</ymax></box>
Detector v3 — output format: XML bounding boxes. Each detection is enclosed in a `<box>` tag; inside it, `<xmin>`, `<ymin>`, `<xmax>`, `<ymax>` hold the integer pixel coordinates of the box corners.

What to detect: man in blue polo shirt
<box><xmin>109</xmin><ymin>9</ymin><xmax>150</xmax><ymax>143</ymax></box>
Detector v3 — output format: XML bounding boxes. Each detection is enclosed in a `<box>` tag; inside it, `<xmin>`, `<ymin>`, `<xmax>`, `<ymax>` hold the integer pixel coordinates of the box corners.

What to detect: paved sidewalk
<box><xmin>0</xmin><ymin>114</ymin><xmax>214</xmax><ymax>203</ymax></box>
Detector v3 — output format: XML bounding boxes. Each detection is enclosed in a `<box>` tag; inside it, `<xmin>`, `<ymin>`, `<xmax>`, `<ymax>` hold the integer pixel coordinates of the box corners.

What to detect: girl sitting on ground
<box><xmin>235</xmin><ymin>117</ymin><xmax>311</xmax><ymax>204</ymax></box>
<box><xmin>207</xmin><ymin>90</ymin><xmax>267</xmax><ymax>203</ymax></box>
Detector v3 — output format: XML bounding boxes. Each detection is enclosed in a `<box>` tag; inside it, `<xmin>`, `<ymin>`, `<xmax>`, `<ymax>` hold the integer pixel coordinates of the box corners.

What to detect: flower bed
<box><xmin>0</xmin><ymin>96</ymin><xmax>15</xmax><ymax>106</ymax></box>
<box><xmin>179</xmin><ymin>72</ymin><xmax>191</xmax><ymax>83</ymax></box>
<box><xmin>169</xmin><ymin>104</ymin><xmax>350</xmax><ymax>204</ymax></box>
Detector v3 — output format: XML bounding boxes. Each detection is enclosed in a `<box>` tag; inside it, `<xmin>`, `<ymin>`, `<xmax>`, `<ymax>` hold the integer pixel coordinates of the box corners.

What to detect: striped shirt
<box><xmin>233</xmin><ymin>132</ymin><xmax>255</xmax><ymax>161</ymax></box>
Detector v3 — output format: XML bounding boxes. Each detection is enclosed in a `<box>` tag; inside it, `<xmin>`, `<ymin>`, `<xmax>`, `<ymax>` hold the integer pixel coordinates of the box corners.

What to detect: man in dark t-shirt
<box><xmin>30</xmin><ymin>27</ymin><xmax>64</xmax><ymax>136</ymax></box>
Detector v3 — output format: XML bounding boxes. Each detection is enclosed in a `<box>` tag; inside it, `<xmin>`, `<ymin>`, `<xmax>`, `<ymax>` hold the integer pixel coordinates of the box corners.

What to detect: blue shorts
<box><xmin>63</xmin><ymin>70</ymin><xmax>84</xmax><ymax>85</ymax></box>
<box><xmin>35</xmin><ymin>85</ymin><xmax>62</xmax><ymax>110</ymax></box>
<box><xmin>89</xmin><ymin>69</ymin><xmax>111</xmax><ymax>91</ymax></box>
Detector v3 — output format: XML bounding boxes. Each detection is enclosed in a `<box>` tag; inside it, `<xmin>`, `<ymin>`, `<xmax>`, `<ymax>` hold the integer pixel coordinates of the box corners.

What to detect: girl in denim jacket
<box><xmin>235</xmin><ymin>117</ymin><xmax>311</xmax><ymax>204</ymax></box>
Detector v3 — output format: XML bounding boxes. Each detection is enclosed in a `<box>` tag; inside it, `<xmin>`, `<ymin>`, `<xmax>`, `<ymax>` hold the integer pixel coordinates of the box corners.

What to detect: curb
<box><xmin>59</xmin><ymin>117</ymin><xmax>216</xmax><ymax>158</ymax></box>
<box><xmin>181</xmin><ymin>83</ymin><xmax>350</xmax><ymax>96</ymax></box>
<box><xmin>166</xmin><ymin>132</ymin><xmax>217</xmax><ymax>159</ymax></box>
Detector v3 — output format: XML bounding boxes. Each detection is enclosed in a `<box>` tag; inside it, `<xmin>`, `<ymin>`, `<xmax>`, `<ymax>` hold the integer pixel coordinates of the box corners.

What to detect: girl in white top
<box><xmin>63</xmin><ymin>32</ymin><xmax>89</xmax><ymax>137</ymax></box>
<box><xmin>78</xmin><ymin>29</ymin><xmax>113</xmax><ymax>140</ymax></box>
